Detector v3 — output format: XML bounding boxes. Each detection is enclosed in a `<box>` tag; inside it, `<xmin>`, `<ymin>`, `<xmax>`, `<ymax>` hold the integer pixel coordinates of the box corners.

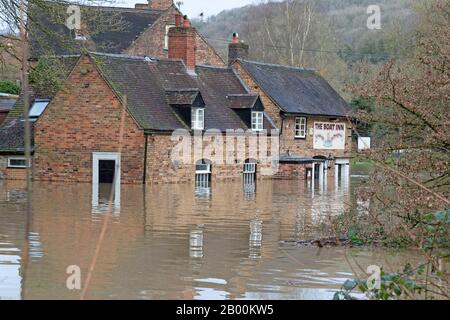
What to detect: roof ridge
<box><xmin>239</xmin><ymin>59</ymin><xmax>316</xmax><ymax>72</ymax></box>
<box><xmin>226</xmin><ymin>93</ymin><xmax>258</xmax><ymax>97</ymax></box>
<box><xmin>50</xmin><ymin>1</ymin><xmax>164</xmax><ymax>14</ymax></box>
<box><xmin>196</xmin><ymin>64</ymin><xmax>231</xmax><ymax>70</ymax></box>
<box><xmin>89</xmin><ymin>52</ymin><xmax>155</xmax><ymax>61</ymax></box>
<box><xmin>165</xmin><ymin>88</ymin><xmax>200</xmax><ymax>92</ymax></box>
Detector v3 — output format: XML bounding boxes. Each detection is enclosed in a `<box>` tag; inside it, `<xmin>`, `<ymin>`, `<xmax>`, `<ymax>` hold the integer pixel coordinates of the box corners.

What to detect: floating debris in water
<box><xmin>280</xmin><ymin>237</ymin><xmax>350</xmax><ymax>247</ymax></box>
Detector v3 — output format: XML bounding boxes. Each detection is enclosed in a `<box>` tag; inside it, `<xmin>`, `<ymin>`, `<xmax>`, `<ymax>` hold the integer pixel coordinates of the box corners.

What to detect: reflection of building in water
<box><xmin>91</xmin><ymin>183</ymin><xmax>121</xmax><ymax>215</ymax></box>
<box><xmin>0</xmin><ymin>179</ymin><xmax>360</xmax><ymax>299</ymax></box>
<box><xmin>190</xmin><ymin>227</ymin><xmax>204</xmax><ymax>259</ymax></box>
<box><xmin>249</xmin><ymin>219</ymin><xmax>263</xmax><ymax>259</ymax></box>
<box><xmin>0</xmin><ymin>181</ymin><xmax>27</xmax><ymax>300</ymax></box>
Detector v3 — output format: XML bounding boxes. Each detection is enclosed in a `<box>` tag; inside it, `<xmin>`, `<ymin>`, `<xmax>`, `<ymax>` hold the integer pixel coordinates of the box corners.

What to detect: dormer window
<box><xmin>251</xmin><ymin>111</ymin><xmax>263</xmax><ymax>132</ymax></box>
<box><xmin>191</xmin><ymin>107</ymin><xmax>204</xmax><ymax>130</ymax></box>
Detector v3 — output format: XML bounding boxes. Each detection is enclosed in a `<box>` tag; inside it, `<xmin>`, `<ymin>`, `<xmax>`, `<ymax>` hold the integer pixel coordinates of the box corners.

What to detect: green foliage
<box><xmin>351</xmin><ymin>97</ymin><xmax>375</xmax><ymax>136</ymax></box>
<box><xmin>334</xmin><ymin>264</ymin><xmax>427</xmax><ymax>300</ymax></box>
<box><xmin>0</xmin><ymin>80</ymin><xmax>20</xmax><ymax>95</ymax></box>
<box><xmin>29</xmin><ymin>57</ymin><xmax>68</xmax><ymax>97</ymax></box>
<box><xmin>421</xmin><ymin>210</ymin><xmax>450</xmax><ymax>251</ymax></box>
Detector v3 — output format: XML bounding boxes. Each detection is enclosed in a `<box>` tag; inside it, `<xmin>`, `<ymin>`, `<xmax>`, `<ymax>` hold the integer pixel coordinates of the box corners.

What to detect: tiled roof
<box><xmin>0</xmin><ymin>99</ymin><xmax>17</xmax><ymax>113</ymax></box>
<box><xmin>29</xmin><ymin>2</ymin><xmax>164</xmax><ymax>58</ymax></box>
<box><xmin>226</xmin><ymin>94</ymin><xmax>259</xmax><ymax>109</ymax></box>
<box><xmin>165</xmin><ymin>89</ymin><xmax>201</xmax><ymax>106</ymax></box>
<box><xmin>238</xmin><ymin>60</ymin><xmax>351</xmax><ymax>117</ymax></box>
<box><xmin>0</xmin><ymin>56</ymin><xmax>79</xmax><ymax>153</ymax></box>
<box><xmin>92</xmin><ymin>53</ymin><xmax>272</xmax><ymax>132</ymax></box>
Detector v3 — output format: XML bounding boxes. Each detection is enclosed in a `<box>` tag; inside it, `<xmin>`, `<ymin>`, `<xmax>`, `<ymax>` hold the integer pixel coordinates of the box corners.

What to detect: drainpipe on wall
<box><xmin>143</xmin><ymin>134</ymin><xmax>149</xmax><ymax>184</ymax></box>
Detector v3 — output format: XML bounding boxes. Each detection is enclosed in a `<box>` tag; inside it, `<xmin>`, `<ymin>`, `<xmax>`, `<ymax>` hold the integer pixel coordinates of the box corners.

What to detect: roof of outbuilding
<box><xmin>238</xmin><ymin>60</ymin><xmax>351</xmax><ymax>117</ymax></box>
<box><xmin>28</xmin><ymin>1</ymin><xmax>165</xmax><ymax>58</ymax></box>
<box><xmin>0</xmin><ymin>99</ymin><xmax>17</xmax><ymax>113</ymax></box>
<box><xmin>0</xmin><ymin>56</ymin><xmax>79</xmax><ymax>153</ymax></box>
<box><xmin>0</xmin><ymin>94</ymin><xmax>35</xmax><ymax>154</ymax></box>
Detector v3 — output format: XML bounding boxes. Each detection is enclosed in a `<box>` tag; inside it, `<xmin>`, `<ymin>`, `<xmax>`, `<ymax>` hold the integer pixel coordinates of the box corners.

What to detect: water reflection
<box><xmin>249</xmin><ymin>219</ymin><xmax>263</xmax><ymax>259</ymax></box>
<box><xmin>0</xmin><ymin>179</ymin><xmax>424</xmax><ymax>300</ymax></box>
<box><xmin>189</xmin><ymin>227</ymin><xmax>204</xmax><ymax>259</ymax></box>
<box><xmin>92</xmin><ymin>183</ymin><xmax>121</xmax><ymax>215</ymax></box>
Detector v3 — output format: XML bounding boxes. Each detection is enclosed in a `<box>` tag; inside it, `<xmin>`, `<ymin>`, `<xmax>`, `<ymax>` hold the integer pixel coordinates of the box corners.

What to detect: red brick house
<box><xmin>29</xmin><ymin>0</ymin><xmax>224</xmax><ymax>67</ymax></box>
<box><xmin>228</xmin><ymin>35</ymin><xmax>352</xmax><ymax>181</ymax></box>
<box><xmin>32</xmin><ymin>49</ymin><xmax>275</xmax><ymax>185</ymax></box>
<box><xmin>0</xmin><ymin>12</ymin><xmax>352</xmax><ymax>186</ymax></box>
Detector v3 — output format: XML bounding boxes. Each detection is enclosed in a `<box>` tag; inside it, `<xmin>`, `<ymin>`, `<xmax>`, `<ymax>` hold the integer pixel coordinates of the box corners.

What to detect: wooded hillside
<box><xmin>194</xmin><ymin>0</ymin><xmax>417</xmax><ymax>95</ymax></box>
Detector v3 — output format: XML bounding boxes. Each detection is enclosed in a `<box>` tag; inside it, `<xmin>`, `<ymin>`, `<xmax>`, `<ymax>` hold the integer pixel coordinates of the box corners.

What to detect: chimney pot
<box><xmin>228</xmin><ymin>33</ymin><xmax>249</xmax><ymax>66</ymax></box>
<box><xmin>232</xmin><ymin>33</ymin><xmax>240</xmax><ymax>44</ymax></box>
<box><xmin>183</xmin><ymin>16</ymin><xmax>191</xmax><ymax>28</ymax></box>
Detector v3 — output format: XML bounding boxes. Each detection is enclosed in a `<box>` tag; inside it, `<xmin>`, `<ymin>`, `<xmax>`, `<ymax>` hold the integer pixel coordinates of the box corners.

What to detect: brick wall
<box><xmin>194</xmin><ymin>34</ymin><xmax>225</xmax><ymax>67</ymax></box>
<box><xmin>34</xmin><ymin>55</ymin><xmax>146</xmax><ymax>184</ymax></box>
<box><xmin>0</xmin><ymin>156</ymin><xmax>30</xmax><ymax>180</ymax></box>
<box><xmin>149</xmin><ymin>0</ymin><xmax>173</xmax><ymax>10</ymax></box>
<box><xmin>274</xmin><ymin>163</ymin><xmax>307</xmax><ymax>180</ymax></box>
<box><xmin>145</xmin><ymin>133</ymin><xmax>274</xmax><ymax>184</ymax></box>
<box><xmin>126</xmin><ymin>7</ymin><xmax>225</xmax><ymax>67</ymax></box>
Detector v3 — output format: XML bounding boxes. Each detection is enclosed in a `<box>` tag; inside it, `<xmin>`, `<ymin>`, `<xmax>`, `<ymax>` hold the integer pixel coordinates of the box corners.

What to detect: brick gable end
<box><xmin>34</xmin><ymin>55</ymin><xmax>146</xmax><ymax>184</ymax></box>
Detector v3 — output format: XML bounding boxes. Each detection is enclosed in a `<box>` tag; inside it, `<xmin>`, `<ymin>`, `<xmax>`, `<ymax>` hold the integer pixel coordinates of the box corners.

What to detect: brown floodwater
<box><xmin>0</xmin><ymin>177</ymin><xmax>423</xmax><ymax>300</ymax></box>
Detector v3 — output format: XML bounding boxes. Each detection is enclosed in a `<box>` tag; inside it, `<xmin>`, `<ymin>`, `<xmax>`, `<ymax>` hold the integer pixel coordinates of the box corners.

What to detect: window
<box><xmin>7</xmin><ymin>157</ymin><xmax>28</xmax><ymax>168</ymax></box>
<box><xmin>191</xmin><ymin>108</ymin><xmax>204</xmax><ymax>130</ymax></box>
<box><xmin>295</xmin><ymin>117</ymin><xmax>307</xmax><ymax>138</ymax></box>
<box><xmin>164</xmin><ymin>24</ymin><xmax>175</xmax><ymax>50</ymax></box>
<box><xmin>29</xmin><ymin>99</ymin><xmax>50</xmax><ymax>121</ymax></box>
<box><xmin>251</xmin><ymin>111</ymin><xmax>263</xmax><ymax>131</ymax></box>
<box><xmin>195</xmin><ymin>159</ymin><xmax>211</xmax><ymax>188</ymax></box>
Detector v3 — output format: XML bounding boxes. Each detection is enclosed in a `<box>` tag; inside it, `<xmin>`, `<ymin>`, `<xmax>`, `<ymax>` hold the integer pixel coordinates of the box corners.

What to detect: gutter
<box><xmin>281</xmin><ymin>112</ymin><xmax>351</xmax><ymax>119</ymax></box>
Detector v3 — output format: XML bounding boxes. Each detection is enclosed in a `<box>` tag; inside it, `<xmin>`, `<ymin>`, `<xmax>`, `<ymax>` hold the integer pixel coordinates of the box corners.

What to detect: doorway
<box><xmin>99</xmin><ymin>160</ymin><xmax>115</xmax><ymax>183</ymax></box>
<box><xmin>92</xmin><ymin>152</ymin><xmax>121</xmax><ymax>210</ymax></box>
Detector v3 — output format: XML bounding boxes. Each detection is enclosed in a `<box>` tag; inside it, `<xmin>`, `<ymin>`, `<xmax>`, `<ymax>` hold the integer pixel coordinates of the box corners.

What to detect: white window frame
<box><xmin>7</xmin><ymin>157</ymin><xmax>28</xmax><ymax>168</ymax></box>
<box><xmin>191</xmin><ymin>107</ymin><xmax>205</xmax><ymax>130</ymax></box>
<box><xmin>251</xmin><ymin>111</ymin><xmax>264</xmax><ymax>132</ymax></box>
<box><xmin>195</xmin><ymin>163</ymin><xmax>211</xmax><ymax>174</ymax></box>
<box><xmin>164</xmin><ymin>24</ymin><xmax>175</xmax><ymax>50</ymax></box>
<box><xmin>295</xmin><ymin>117</ymin><xmax>307</xmax><ymax>139</ymax></box>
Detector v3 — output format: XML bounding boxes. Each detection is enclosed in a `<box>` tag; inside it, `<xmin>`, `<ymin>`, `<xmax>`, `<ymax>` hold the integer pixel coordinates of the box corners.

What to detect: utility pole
<box><xmin>19</xmin><ymin>0</ymin><xmax>32</xmax><ymax>300</ymax></box>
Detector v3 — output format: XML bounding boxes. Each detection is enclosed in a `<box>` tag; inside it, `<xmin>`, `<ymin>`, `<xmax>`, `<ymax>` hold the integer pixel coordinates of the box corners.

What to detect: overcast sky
<box><xmin>122</xmin><ymin>0</ymin><xmax>259</xmax><ymax>18</ymax></box>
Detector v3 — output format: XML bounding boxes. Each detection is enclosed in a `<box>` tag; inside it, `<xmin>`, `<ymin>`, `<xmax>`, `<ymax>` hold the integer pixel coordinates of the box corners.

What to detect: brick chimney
<box><xmin>168</xmin><ymin>16</ymin><xmax>196</xmax><ymax>71</ymax></box>
<box><xmin>149</xmin><ymin>0</ymin><xmax>173</xmax><ymax>10</ymax></box>
<box><xmin>228</xmin><ymin>33</ymin><xmax>249</xmax><ymax>66</ymax></box>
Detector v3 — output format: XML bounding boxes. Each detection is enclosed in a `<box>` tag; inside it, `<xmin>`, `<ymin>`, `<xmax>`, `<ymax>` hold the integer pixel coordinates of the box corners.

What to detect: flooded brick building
<box><xmin>0</xmin><ymin>1</ymin><xmax>352</xmax><ymax>186</ymax></box>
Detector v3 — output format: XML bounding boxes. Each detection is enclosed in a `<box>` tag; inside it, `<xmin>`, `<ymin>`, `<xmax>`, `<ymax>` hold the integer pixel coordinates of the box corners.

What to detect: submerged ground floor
<box><xmin>0</xmin><ymin>151</ymin><xmax>352</xmax><ymax>188</ymax></box>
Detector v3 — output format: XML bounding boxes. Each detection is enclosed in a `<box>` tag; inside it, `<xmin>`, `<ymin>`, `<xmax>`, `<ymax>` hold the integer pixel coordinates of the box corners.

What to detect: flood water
<box><xmin>0</xmin><ymin>177</ymin><xmax>422</xmax><ymax>300</ymax></box>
